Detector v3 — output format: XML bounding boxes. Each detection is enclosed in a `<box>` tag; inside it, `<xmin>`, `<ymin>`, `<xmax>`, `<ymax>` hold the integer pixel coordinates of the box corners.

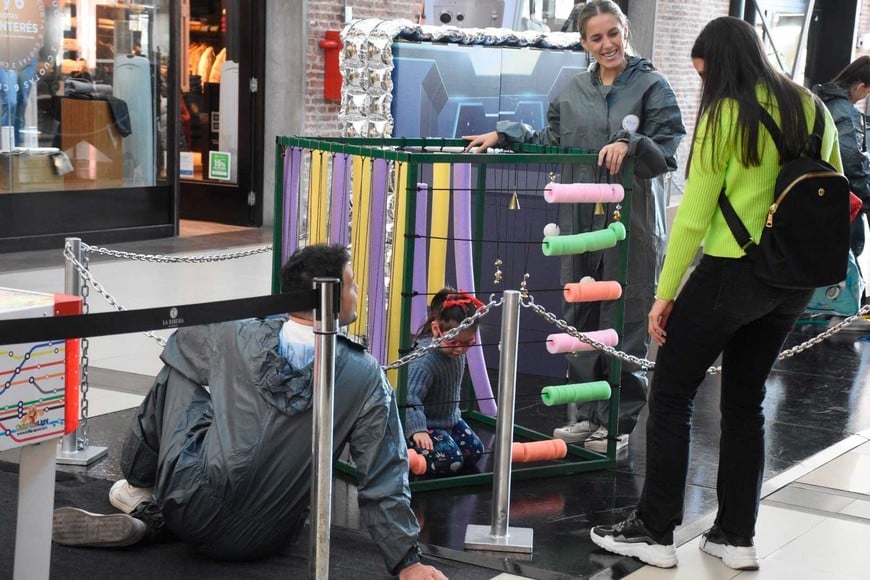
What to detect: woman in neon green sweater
<box><xmin>589</xmin><ymin>17</ymin><xmax>843</xmax><ymax>571</ymax></box>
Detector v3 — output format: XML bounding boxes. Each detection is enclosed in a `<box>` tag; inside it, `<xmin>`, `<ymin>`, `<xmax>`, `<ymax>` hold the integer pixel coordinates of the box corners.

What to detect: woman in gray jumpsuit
<box><xmin>465</xmin><ymin>0</ymin><xmax>685</xmax><ymax>451</ymax></box>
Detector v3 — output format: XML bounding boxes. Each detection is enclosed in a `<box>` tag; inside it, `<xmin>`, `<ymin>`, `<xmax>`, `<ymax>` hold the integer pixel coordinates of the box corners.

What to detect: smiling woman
<box><xmin>463</xmin><ymin>0</ymin><xmax>686</xmax><ymax>456</ymax></box>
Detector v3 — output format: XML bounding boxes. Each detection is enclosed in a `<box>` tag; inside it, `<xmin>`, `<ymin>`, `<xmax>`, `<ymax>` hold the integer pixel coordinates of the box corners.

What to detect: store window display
<box><xmin>182</xmin><ymin>3</ymin><xmax>238</xmax><ymax>184</ymax></box>
<box><xmin>0</xmin><ymin>0</ymin><xmax>169</xmax><ymax>193</ymax></box>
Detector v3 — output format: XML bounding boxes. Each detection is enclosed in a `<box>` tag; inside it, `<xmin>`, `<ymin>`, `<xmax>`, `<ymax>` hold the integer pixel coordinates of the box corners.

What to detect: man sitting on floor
<box><xmin>52</xmin><ymin>244</ymin><xmax>446</xmax><ymax>580</ymax></box>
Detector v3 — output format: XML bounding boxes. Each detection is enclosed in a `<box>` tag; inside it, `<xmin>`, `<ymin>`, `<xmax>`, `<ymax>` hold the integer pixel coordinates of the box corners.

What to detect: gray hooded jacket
<box><xmin>495</xmin><ymin>55</ymin><xmax>685</xmax><ymax>430</ymax></box>
<box><xmin>148</xmin><ymin>318</ymin><xmax>420</xmax><ymax>572</ymax></box>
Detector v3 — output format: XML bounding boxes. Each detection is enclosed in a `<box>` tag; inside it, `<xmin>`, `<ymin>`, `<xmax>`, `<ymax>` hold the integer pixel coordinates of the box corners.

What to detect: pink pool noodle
<box><xmin>563</xmin><ymin>280</ymin><xmax>623</xmax><ymax>303</ymax></box>
<box><xmin>544</xmin><ymin>182</ymin><xmax>625</xmax><ymax>204</ymax></box>
<box><xmin>546</xmin><ymin>329</ymin><xmax>619</xmax><ymax>354</ymax></box>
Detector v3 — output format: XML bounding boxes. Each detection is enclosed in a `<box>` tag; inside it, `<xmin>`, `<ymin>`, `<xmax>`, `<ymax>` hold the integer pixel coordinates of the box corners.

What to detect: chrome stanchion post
<box><xmin>57</xmin><ymin>237</ymin><xmax>108</xmax><ymax>465</ymax></box>
<box><xmin>309</xmin><ymin>277</ymin><xmax>339</xmax><ymax>580</ymax></box>
<box><xmin>465</xmin><ymin>289</ymin><xmax>533</xmax><ymax>553</ymax></box>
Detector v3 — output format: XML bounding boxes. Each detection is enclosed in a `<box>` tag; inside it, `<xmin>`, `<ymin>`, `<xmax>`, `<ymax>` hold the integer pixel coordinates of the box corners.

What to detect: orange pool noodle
<box><xmin>511</xmin><ymin>440</ymin><xmax>568</xmax><ymax>463</ymax></box>
<box><xmin>407</xmin><ymin>448</ymin><xmax>427</xmax><ymax>475</ymax></box>
<box><xmin>563</xmin><ymin>280</ymin><xmax>622</xmax><ymax>302</ymax></box>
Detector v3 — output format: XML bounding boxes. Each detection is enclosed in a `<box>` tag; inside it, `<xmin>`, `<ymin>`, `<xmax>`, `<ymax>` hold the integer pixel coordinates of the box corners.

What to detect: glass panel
<box><xmin>0</xmin><ymin>0</ymin><xmax>169</xmax><ymax>194</ymax></box>
<box><xmin>181</xmin><ymin>0</ymin><xmax>237</xmax><ymax>184</ymax></box>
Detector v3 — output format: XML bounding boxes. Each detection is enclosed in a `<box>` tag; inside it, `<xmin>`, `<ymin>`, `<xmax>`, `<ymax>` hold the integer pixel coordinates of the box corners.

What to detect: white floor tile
<box><xmin>753</xmin><ymin>505</ymin><xmax>827</xmax><ymax>559</ymax></box>
<box><xmin>839</xmin><ymin>498</ymin><xmax>870</xmax><ymax>520</ymax></box>
<box><xmin>852</xmin><ymin>441</ymin><xmax>870</xmax><ymax>456</ymax></box>
<box><xmin>798</xmin><ymin>453</ymin><xmax>870</xmax><ymax>496</ymax></box>
<box><xmin>624</xmin><ymin>537</ymin><xmax>738</xmax><ymax>579</ymax></box>
<box><xmin>81</xmin><ymin>387</ymin><xmax>144</xmax><ymax>417</ymax></box>
<box><xmin>765</xmin><ymin>517</ymin><xmax>870</xmax><ymax>578</ymax></box>
<box><xmin>732</xmin><ymin>557</ymin><xmax>865</xmax><ymax>579</ymax></box>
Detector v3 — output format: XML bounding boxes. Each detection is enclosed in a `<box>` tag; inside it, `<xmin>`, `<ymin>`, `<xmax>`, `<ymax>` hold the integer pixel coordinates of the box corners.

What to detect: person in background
<box><xmin>560</xmin><ymin>1</ymin><xmax>587</xmax><ymax>32</ymax></box>
<box><xmin>590</xmin><ymin>17</ymin><xmax>842</xmax><ymax>571</ymax></box>
<box><xmin>813</xmin><ymin>57</ymin><xmax>870</xmax><ymax>261</ymax></box>
<box><xmin>405</xmin><ymin>288</ymin><xmax>485</xmax><ymax>476</ymax></box>
<box><xmin>51</xmin><ymin>244</ymin><xmax>447</xmax><ymax>580</ymax></box>
<box><xmin>464</xmin><ymin>0</ymin><xmax>685</xmax><ymax>454</ymax></box>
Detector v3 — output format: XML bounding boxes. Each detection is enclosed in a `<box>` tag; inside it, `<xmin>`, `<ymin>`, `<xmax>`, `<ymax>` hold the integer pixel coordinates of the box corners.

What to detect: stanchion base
<box><xmin>56</xmin><ymin>444</ymin><xmax>109</xmax><ymax>466</ymax></box>
<box><xmin>464</xmin><ymin>524</ymin><xmax>533</xmax><ymax>553</ymax></box>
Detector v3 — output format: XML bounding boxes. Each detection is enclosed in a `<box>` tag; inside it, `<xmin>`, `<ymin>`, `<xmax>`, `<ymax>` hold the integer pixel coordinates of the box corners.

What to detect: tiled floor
<box><xmin>3</xmin><ymin>224</ymin><xmax>870</xmax><ymax>579</ymax></box>
<box><xmin>626</xmin><ymin>436</ymin><xmax>870</xmax><ymax>579</ymax></box>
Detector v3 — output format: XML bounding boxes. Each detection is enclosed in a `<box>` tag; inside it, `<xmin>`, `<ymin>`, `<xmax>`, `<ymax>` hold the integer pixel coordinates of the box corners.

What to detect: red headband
<box><xmin>440</xmin><ymin>291</ymin><xmax>484</xmax><ymax>315</ymax></box>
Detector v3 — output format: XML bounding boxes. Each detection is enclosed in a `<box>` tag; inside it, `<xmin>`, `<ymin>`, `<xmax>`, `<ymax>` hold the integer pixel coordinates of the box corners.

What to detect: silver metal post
<box><xmin>465</xmin><ymin>290</ymin><xmax>533</xmax><ymax>553</ymax></box>
<box><xmin>309</xmin><ymin>278</ymin><xmax>339</xmax><ymax>580</ymax></box>
<box><xmin>57</xmin><ymin>237</ymin><xmax>107</xmax><ymax>465</ymax></box>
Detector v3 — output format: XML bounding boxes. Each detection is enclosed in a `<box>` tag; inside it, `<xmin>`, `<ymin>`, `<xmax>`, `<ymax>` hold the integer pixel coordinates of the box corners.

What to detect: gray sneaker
<box><xmin>584</xmin><ymin>427</ymin><xmax>629</xmax><ymax>453</ymax></box>
<box><xmin>53</xmin><ymin>507</ymin><xmax>147</xmax><ymax>548</ymax></box>
<box><xmin>108</xmin><ymin>479</ymin><xmax>154</xmax><ymax>514</ymax></box>
<box><xmin>699</xmin><ymin>525</ymin><xmax>759</xmax><ymax>570</ymax></box>
<box><xmin>553</xmin><ymin>420</ymin><xmax>599</xmax><ymax>443</ymax></box>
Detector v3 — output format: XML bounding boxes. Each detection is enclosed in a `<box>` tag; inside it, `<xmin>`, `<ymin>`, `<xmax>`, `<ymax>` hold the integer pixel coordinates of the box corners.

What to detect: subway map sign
<box><xmin>0</xmin><ymin>287</ymin><xmax>80</xmax><ymax>451</ymax></box>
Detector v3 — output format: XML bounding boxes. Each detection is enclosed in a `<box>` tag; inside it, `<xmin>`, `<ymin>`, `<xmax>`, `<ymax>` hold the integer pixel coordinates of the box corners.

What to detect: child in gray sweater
<box><xmin>404</xmin><ymin>288</ymin><xmax>485</xmax><ymax>475</ymax></box>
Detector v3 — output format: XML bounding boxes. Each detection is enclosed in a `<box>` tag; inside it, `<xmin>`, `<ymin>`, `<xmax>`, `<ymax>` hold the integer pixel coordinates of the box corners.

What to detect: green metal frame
<box><xmin>272</xmin><ymin>136</ymin><xmax>633</xmax><ymax>491</ymax></box>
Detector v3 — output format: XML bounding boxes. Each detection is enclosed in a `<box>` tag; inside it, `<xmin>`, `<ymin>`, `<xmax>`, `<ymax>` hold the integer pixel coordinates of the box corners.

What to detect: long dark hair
<box><xmin>832</xmin><ymin>56</ymin><xmax>870</xmax><ymax>91</ymax></box>
<box><xmin>688</xmin><ymin>17</ymin><xmax>811</xmax><ymax>174</ymax></box>
<box><xmin>416</xmin><ymin>288</ymin><xmax>483</xmax><ymax>340</ymax></box>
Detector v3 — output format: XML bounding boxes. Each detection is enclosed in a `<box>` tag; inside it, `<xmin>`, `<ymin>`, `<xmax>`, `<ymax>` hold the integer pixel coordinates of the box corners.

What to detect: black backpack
<box><xmin>718</xmin><ymin>99</ymin><xmax>851</xmax><ymax>289</ymax></box>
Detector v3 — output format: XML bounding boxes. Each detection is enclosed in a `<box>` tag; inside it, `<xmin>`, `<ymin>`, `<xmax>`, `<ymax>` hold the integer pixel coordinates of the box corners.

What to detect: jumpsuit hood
<box><xmin>160</xmin><ymin>316</ymin><xmax>314</xmax><ymax>416</ymax></box>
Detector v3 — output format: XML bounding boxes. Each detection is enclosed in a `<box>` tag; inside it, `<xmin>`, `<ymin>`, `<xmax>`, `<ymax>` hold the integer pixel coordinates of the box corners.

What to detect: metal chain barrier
<box><xmin>63</xmin><ymin>245</ymin><xmax>169</xmax><ymax>348</ymax></box>
<box><xmin>779</xmin><ymin>304</ymin><xmax>870</xmax><ymax>359</ymax></box>
<box><xmin>79</xmin><ymin>250</ymin><xmax>91</xmax><ymax>448</ymax></box>
<box><xmin>382</xmin><ymin>294</ymin><xmax>503</xmax><ymax>371</ymax></box>
<box><xmin>84</xmin><ymin>243</ymin><xmax>273</xmax><ymax>263</ymax></box>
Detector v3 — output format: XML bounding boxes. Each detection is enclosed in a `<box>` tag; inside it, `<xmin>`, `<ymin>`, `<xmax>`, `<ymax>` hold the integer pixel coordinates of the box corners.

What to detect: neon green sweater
<box><xmin>656</xmin><ymin>88</ymin><xmax>844</xmax><ymax>300</ymax></box>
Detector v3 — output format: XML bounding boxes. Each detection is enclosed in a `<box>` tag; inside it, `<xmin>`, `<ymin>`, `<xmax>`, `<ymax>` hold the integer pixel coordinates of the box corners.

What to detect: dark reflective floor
<box><xmin>4</xmin><ymin>229</ymin><xmax>870</xmax><ymax>578</ymax></box>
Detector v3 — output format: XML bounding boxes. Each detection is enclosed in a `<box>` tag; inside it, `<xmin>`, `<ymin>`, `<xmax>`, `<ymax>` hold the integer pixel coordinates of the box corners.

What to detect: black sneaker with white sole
<box><xmin>699</xmin><ymin>525</ymin><xmax>759</xmax><ymax>570</ymax></box>
<box><xmin>52</xmin><ymin>507</ymin><xmax>147</xmax><ymax>548</ymax></box>
<box><xmin>590</xmin><ymin>511</ymin><xmax>677</xmax><ymax>568</ymax></box>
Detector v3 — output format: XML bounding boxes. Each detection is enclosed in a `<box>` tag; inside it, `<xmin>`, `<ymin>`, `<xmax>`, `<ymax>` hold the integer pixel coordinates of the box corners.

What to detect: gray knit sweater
<box><xmin>403</xmin><ymin>338</ymin><xmax>465</xmax><ymax>437</ymax></box>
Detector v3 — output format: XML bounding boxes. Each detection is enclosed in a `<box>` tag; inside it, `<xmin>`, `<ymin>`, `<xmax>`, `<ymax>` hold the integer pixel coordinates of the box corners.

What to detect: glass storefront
<box><xmin>178</xmin><ymin>0</ymin><xmax>264</xmax><ymax>226</ymax></box>
<box><xmin>0</xmin><ymin>0</ymin><xmax>264</xmax><ymax>251</ymax></box>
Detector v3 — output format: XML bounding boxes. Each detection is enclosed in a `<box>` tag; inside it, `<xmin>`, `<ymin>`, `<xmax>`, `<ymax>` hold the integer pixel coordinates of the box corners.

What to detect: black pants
<box><xmin>637</xmin><ymin>256</ymin><xmax>811</xmax><ymax>538</ymax></box>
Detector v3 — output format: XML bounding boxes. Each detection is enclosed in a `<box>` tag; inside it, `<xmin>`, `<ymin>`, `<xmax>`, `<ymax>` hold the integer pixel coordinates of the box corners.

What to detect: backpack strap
<box><xmin>757</xmin><ymin>98</ymin><xmax>826</xmax><ymax>161</ymax></box>
<box><xmin>718</xmin><ymin>190</ymin><xmax>757</xmax><ymax>252</ymax></box>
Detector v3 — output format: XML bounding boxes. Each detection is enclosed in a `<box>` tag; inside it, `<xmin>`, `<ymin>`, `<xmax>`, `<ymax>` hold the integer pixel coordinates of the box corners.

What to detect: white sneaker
<box><xmin>553</xmin><ymin>420</ymin><xmax>599</xmax><ymax>443</ymax></box>
<box><xmin>108</xmin><ymin>479</ymin><xmax>154</xmax><ymax>514</ymax></box>
<box><xmin>584</xmin><ymin>427</ymin><xmax>629</xmax><ymax>453</ymax></box>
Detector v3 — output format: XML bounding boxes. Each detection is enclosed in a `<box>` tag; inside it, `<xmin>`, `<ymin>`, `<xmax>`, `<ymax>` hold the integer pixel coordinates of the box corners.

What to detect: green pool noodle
<box><xmin>541</xmin><ymin>221</ymin><xmax>627</xmax><ymax>257</ymax></box>
<box><xmin>540</xmin><ymin>381</ymin><xmax>612</xmax><ymax>406</ymax></box>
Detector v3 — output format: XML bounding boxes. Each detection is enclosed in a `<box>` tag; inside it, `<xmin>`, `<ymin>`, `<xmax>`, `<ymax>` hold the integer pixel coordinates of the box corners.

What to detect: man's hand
<box><xmin>398</xmin><ymin>562</ymin><xmax>448</xmax><ymax>580</ymax></box>
<box><xmin>412</xmin><ymin>431</ymin><xmax>433</xmax><ymax>451</ymax></box>
<box><xmin>462</xmin><ymin>132</ymin><xmax>499</xmax><ymax>152</ymax></box>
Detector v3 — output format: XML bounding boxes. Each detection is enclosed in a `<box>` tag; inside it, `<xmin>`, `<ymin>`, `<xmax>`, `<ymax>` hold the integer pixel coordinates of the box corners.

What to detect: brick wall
<box><xmin>651</xmin><ymin>1</ymin><xmax>730</xmax><ymax>192</ymax></box>
<box><xmin>304</xmin><ymin>0</ymin><xmax>423</xmax><ymax>137</ymax></box>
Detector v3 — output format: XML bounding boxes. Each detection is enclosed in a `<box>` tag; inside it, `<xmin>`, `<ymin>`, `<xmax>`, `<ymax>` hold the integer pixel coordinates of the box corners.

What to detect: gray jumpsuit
<box><xmin>497</xmin><ymin>56</ymin><xmax>685</xmax><ymax>434</ymax></box>
<box><xmin>119</xmin><ymin>317</ymin><xmax>421</xmax><ymax>573</ymax></box>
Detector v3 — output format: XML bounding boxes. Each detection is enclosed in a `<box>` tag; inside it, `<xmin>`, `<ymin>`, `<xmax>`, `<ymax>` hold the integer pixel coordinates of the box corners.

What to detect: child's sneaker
<box><xmin>52</xmin><ymin>507</ymin><xmax>147</xmax><ymax>548</ymax></box>
<box><xmin>699</xmin><ymin>525</ymin><xmax>759</xmax><ymax>570</ymax></box>
<box><xmin>552</xmin><ymin>420</ymin><xmax>599</xmax><ymax>443</ymax></box>
<box><xmin>590</xmin><ymin>511</ymin><xmax>677</xmax><ymax>568</ymax></box>
<box><xmin>108</xmin><ymin>479</ymin><xmax>154</xmax><ymax>514</ymax></box>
